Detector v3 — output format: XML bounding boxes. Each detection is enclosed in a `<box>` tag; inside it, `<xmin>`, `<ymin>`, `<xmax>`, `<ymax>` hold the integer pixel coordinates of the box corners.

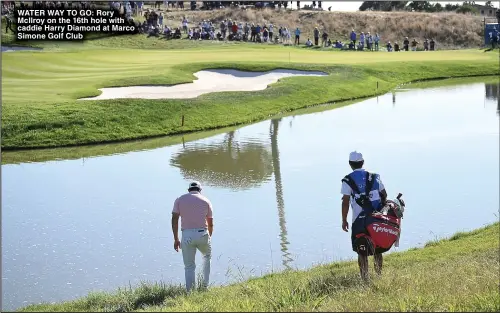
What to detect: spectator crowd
<box><xmin>1</xmin><ymin>1</ymin><xmax>450</xmax><ymax>51</ymax></box>
<box><xmin>137</xmin><ymin>6</ymin><xmax>439</xmax><ymax>51</ymax></box>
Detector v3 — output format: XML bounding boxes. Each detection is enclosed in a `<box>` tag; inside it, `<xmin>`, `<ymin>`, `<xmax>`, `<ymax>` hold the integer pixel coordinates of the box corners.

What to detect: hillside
<box><xmin>1</xmin><ymin>9</ymin><xmax>489</xmax><ymax>50</ymax></box>
<box><xmin>161</xmin><ymin>9</ymin><xmax>486</xmax><ymax>49</ymax></box>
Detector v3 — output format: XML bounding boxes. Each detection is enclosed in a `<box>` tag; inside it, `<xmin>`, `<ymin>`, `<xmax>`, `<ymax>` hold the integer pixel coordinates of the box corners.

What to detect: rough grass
<box><xmin>18</xmin><ymin>222</ymin><xmax>500</xmax><ymax>312</ymax></box>
<box><xmin>2</xmin><ymin>44</ymin><xmax>499</xmax><ymax>149</ymax></box>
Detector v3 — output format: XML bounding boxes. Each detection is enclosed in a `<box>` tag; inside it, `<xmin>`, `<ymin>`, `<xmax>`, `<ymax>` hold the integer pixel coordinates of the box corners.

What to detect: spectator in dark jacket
<box><xmin>430</xmin><ymin>39</ymin><xmax>436</xmax><ymax>51</ymax></box>
<box><xmin>313</xmin><ymin>27</ymin><xmax>320</xmax><ymax>46</ymax></box>
<box><xmin>403</xmin><ymin>37</ymin><xmax>410</xmax><ymax>51</ymax></box>
<box><xmin>386</xmin><ymin>41</ymin><xmax>393</xmax><ymax>52</ymax></box>
<box><xmin>322</xmin><ymin>30</ymin><xmax>328</xmax><ymax>47</ymax></box>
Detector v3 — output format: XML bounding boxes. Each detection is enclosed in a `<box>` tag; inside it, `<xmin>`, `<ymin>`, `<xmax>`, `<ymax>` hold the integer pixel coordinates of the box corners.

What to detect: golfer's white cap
<box><xmin>349</xmin><ymin>151</ymin><xmax>364</xmax><ymax>162</ymax></box>
<box><xmin>188</xmin><ymin>181</ymin><xmax>202</xmax><ymax>190</ymax></box>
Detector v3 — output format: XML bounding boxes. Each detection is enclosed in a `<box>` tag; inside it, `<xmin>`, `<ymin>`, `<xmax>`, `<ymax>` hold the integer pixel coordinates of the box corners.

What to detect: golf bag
<box><xmin>353</xmin><ymin>194</ymin><xmax>405</xmax><ymax>256</ymax></box>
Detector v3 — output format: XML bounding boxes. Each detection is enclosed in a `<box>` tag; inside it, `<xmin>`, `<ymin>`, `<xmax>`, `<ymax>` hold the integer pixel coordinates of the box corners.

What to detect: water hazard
<box><xmin>2</xmin><ymin>79</ymin><xmax>499</xmax><ymax>310</ymax></box>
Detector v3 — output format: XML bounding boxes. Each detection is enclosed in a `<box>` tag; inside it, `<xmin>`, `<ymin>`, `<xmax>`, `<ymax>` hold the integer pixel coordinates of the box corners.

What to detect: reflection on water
<box><xmin>484</xmin><ymin>82</ymin><xmax>499</xmax><ymax>114</ymax></box>
<box><xmin>2</xmin><ymin>81</ymin><xmax>499</xmax><ymax>311</ymax></box>
<box><xmin>270</xmin><ymin>119</ymin><xmax>293</xmax><ymax>269</ymax></box>
<box><xmin>170</xmin><ymin>119</ymin><xmax>293</xmax><ymax>268</ymax></box>
<box><xmin>485</xmin><ymin>82</ymin><xmax>499</xmax><ymax>101</ymax></box>
<box><xmin>170</xmin><ymin>131</ymin><xmax>273</xmax><ymax>190</ymax></box>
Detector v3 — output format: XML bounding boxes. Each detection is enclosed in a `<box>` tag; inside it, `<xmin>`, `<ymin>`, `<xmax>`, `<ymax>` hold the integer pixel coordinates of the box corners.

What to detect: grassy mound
<box><xmin>18</xmin><ymin>222</ymin><xmax>500</xmax><ymax>312</ymax></box>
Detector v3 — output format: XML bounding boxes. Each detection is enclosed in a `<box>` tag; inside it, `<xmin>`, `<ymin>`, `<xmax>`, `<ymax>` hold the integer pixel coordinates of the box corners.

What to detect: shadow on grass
<box><xmin>96</xmin><ymin>277</ymin><xmax>215</xmax><ymax>312</ymax></box>
<box><xmin>307</xmin><ymin>271</ymin><xmax>365</xmax><ymax>297</ymax></box>
<box><xmin>21</xmin><ymin>281</ymin><xmax>187</xmax><ymax>312</ymax></box>
<box><xmin>84</xmin><ymin>32</ymin><xmax>135</xmax><ymax>41</ymax></box>
<box><xmin>262</xmin><ymin>272</ymin><xmax>365</xmax><ymax>311</ymax></box>
<box><xmin>88</xmin><ymin>281</ymin><xmax>186</xmax><ymax>312</ymax></box>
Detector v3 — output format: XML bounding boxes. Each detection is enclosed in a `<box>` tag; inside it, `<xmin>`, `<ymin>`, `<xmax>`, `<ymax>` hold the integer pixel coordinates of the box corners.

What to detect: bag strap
<box><xmin>365</xmin><ymin>172</ymin><xmax>377</xmax><ymax>211</ymax></box>
<box><xmin>342</xmin><ymin>172</ymin><xmax>376</xmax><ymax>211</ymax></box>
<box><xmin>342</xmin><ymin>174</ymin><xmax>361</xmax><ymax>196</ymax></box>
<box><xmin>342</xmin><ymin>171</ymin><xmax>374</xmax><ymax>195</ymax></box>
<box><xmin>365</xmin><ymin>171</ymin><xmax>375</xmax><ymax>196</ymax></box>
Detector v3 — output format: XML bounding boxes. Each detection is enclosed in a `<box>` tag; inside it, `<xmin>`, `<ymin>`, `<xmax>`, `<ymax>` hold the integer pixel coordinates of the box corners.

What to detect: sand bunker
<box><xmin>1</xmin><ymin>46</ymin><xmax>42</xmax><ymax>52</ymax></box>
<box><xmin>79</xmin><ymin>69</ymin><xmax>328</xmax><ymax>100</ymax></box>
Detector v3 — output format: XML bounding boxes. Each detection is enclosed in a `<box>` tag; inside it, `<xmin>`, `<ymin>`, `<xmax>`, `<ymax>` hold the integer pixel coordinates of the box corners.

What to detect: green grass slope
<box><xmin>18</xmin><ymin>222</ymin><xmax>500</xmax><ymax>312</ymax></box>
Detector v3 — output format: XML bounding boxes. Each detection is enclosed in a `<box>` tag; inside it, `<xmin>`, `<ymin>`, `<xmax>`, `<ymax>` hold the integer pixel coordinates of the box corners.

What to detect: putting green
<box><xmin>2</xmin><ymin>44</ymin><xmax>499</xmax><ymax>149</ymax></box>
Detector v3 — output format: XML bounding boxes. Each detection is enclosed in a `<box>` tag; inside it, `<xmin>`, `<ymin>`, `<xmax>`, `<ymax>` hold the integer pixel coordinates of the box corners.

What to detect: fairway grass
<box><xmin>2</xmin><ymin>45</ymin><xmax>499</xmax><ymax>149</ymax></box>
<box><xmin>18</xmin><ymin>222</ymin><xmax>500</xmax><ymax>312</ymax></box>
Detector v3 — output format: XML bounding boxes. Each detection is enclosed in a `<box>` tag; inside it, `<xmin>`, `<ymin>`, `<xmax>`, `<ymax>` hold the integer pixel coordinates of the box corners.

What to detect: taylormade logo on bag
<box><xmin>372</xmin><ymin>224</ymin><xmax>398</xmax><ymax>236</ymax></box>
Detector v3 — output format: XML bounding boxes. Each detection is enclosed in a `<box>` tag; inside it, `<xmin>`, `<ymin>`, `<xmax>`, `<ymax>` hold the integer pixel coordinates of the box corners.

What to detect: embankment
<box><xmin>18</xmin><ymin>222</ymin><xmax>500</xmax><ymax>312</ymax></box>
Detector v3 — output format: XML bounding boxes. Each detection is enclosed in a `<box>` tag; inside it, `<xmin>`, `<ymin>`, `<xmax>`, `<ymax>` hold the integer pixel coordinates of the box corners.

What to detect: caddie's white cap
<box><xmin>188</xmin><ymin>181</ymin><xmax>202</xmax><ymax>190</ymax></box>
<box><xmin>349</xmin><ymin>151</ymin><xmax>364</xmax><ymax>162</ymax></box>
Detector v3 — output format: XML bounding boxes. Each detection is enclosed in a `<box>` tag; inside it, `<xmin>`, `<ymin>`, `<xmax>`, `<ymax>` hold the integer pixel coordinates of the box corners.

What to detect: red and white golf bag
<box><xmin>354</xmin><ymin>194</ymin><xmax>406</xmax><ymax>256</ymax></box>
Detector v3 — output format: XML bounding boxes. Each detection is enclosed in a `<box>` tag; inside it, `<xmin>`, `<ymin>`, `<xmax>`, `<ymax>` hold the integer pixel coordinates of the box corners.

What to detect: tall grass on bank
<box><xmin>18</xmin><ymin>222</ymin><xmax>500</xmax><ymax>312</ymax></box>
<box><xmin>2</xmin><ymin>46</ymin><xmax>498</xmax><ymax>149</ymax></box>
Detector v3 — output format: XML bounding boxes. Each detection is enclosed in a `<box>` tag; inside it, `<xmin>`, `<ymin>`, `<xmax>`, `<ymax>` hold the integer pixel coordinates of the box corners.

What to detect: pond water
<box><xmin>2</xmin><ymin>79</ymin><xmax>499</xmax><ymax>311</ymax></box>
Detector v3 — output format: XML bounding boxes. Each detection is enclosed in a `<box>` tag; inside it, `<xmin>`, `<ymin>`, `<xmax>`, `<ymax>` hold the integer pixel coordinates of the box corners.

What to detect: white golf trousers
<box><xmin>181</xmin><ymin>228</ymin><xmax>211</xmax><ymax>291</ymax></box>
